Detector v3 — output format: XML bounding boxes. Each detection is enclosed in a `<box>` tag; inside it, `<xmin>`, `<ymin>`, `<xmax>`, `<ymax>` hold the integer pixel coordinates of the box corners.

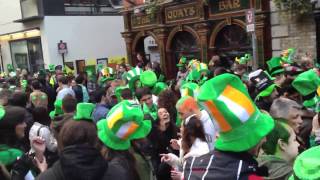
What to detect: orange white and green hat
<box><xmin>180</xmin><ymin>82</ymin><xmax>200</xmax><ymax>98</ymax></box>
<box><xmin>97</xmin><ymin>100</ymin><xmax>152</xmax><ymax>150</ymax></box>
<box><xmin>197</xmin><ymin>73</ymin><xmax>275</xmax><ymax>152</ymax></box>
<box><xmin>292</xmin><ymin>69</ymin><xmax>320</xmax><ymax>112</ymax></box>
<box><xmin>289</xmin><ymin>146</ymin><xmax>320</xmax><ymax>180</ymax></box>
<box><xmin>49</xmin><ymin>100</ymin><xmax>63</xmax><ymax>119</ymax></box>
<box><xmin>126</xmin><ymin>67</ymin><xmax>143</xmax><ymax>90</ymax></box>
<box><xmin>73</xmin><ymin>103</ymin><xmax>96</xmax><ymax>121</ymax></box>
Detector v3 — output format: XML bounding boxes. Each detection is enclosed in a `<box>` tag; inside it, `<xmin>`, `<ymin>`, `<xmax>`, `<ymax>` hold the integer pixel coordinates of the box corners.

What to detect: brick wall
<box><xmin>270</xmin><ymin>1</ymin><xmax>317</xmax><ymax>61</ymax></box>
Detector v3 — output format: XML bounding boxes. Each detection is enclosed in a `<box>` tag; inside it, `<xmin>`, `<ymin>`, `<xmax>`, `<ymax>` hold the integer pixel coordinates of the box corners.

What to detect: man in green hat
<box><xmin>176</xmin><ymin>56</ymin><xmax>188</xmax><ymax>88</ymax></box>
<box><xmin>267</xmin><ymin>57</ymin><xmax>286</xmax><ymax>86</ymax></box>
<box><xmin>249</xmin><ymin>69</ymin><xmax>279</xmax><ymax>111</ymax></box>
<box><xmin>126</xmin><ymin>67</ymin><xmax>143</xmax><ymax>91</ymax></box>
<box><xmin>135</xmin><ymin>87</ymin><xmax>158</xmax><ymax>121</ymax></box>
<box><xmin>185</xmin><ymin>73</ymin><xmax>274</xmax><ymax>179</ymax></box>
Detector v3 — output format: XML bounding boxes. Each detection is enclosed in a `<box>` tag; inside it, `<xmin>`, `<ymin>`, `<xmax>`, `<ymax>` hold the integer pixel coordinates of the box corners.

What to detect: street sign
<box><xmin>245</xmin><ymin>9</ymin><xmax>255</xmax><ymax>33</ymax></box>
<box><xmin>58</xmin><ymin>41</ymin><xmax>67</xmax><ymax>54</ymax></box>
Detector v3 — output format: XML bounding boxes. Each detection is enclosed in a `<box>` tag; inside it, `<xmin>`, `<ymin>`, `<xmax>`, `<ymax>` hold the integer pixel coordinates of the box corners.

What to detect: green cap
<box><xmin>197</xmin><ymin>73</ymin><xmax>275</xmax><ymax>152</ymax></box>
<box><xmin>152</xmin><ymin>82</ymin><xmax>168</xmax><ymax>96</ymax></box>
<box><xmin>290</xmin><ymin>146</ymin><xmax>320</xmax><ymax>180</ymax></box>
<box><xmin>97</xmin><ymin>100</ymin><xmax>152</xmax><ymax>150</ymax></box>
<box><xmin>49</xmin><ymin>100</ymin><xmax>63</xmax><ymax>119</ymax></box>
<box><xmin>180</xmin><ymin>82</ymin><xmax>200</xmax><ymax>98</ymax></box>
<box><xmin>292</xmin><ymin>69</ymin><xmax>320</xmax><ymax>111</ymax></box>
<box><xmin>140</xmin><ymin>70</ymin><xmax>157</xmax><ymax>88</ymax></box>
<box><xmin>73</xmin><ymin>103</ymin><xmax>95</xmax><ymax>121</ymax></box>
<box><xmin>267</xmin><ymin>57</ymin><xmax>284</xmax><ymax>76</ymax></box>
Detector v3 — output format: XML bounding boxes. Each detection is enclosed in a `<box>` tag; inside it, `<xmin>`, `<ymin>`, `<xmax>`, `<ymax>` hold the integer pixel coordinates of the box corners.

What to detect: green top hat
<box><xmin>97</xmin><ymin>100</ymin><xmax>152</xmax><ymax>150</ymax></box>
<box><xmin>126</xmin><ymin>67</ymin><xmax>143</xmax><ymax>90</ymax></box>
<box><xmin>235</xmin><ymin>54</ymin><xmax>252</xmax><ymax>65</ymax></box>
<box><xmin>73</xmin><ymin>103</ymin><xmax>95</xmax><ymax>121</ymax></box>
<box><xmin>267</xmin><ymin>57</ymin><xmax>284</xmax><ymax>76</ymax></box>
<box><xmin>7</xmin><ymin>64</ymin><xmax>14</xmax><ymax>73</ymax></box>
<box><xmin>49</xmin><ymin>100</ymin><xmax>63</xmax><ymax>119</ymax></box>
<box><xmin>140</xmin><ymin>70</ymin><xmax>157</xmax><ymax>88</ymax></box>
<box><xmin>292</xmin><ymin>69</ymin><xmax>320</xmax><ymax>111</ymax></box>
<box><xmin>180</xmin><ymin>82</ymin><xmax>200</xmax><ymax>98</ymax></box>
<box><xmin>0</xmin><ymin>106</ymin><xmax>5</xmax><ymax>120</ymax></box>
<box><xmin>281</xmin><ymin>48</ymin><xmax>295</xmax><ymax>64</ymax></box>
<box><xmin>289</xmin><ymin>146</ymin><xmax>320</xmax><ymax>180</ymax></box>
<box><xmin>152</xmin><ymin>82</ymin><xmax>168</xmax><ymax>96</ymax></box>
<box><xmin>249</xmin><ymin>69</ymin><xmax>277</xmax><ymax>100</ymax></box>
<box><xmin>197</xmin><ymin>73</ymin><xmax>275</xmax><ymax>152</ymax></box>
<box><xmin>48</xmin><ymin>64</ymin><xmax>55</xmax><ymax>72</ymax></box>
<box><xmin>176</xmin><ymin>56</ymin><xmax>187</xmax><ymax>67</ymax></box>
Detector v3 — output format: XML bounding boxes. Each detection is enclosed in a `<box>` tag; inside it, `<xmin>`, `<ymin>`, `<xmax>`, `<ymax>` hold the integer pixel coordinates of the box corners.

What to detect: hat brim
<box><xmin>97</xmin><ymin>119</ymin><xmax>152</xmax><ymax>151</ymax></box>
<box><xmin>257</xmin><ymin>84</ymin><xmax>276</xmax><ymax>98</ymax></box>
<box><xmin>303</xmin><ymin>96</ymin><xmax>320</xmax><ymax>112</ymax></box>
<box><xmin>271</xmin><ymin>69</ymin><xmax>284</xmax><ymax>77</ymax></box>
<box><xmin>215</xmin><ymin>112</ymin><xmax>275</xmax><ymax>152</ymax></box>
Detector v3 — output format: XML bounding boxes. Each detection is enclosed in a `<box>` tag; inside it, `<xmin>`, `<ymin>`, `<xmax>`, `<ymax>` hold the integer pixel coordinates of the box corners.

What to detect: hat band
<box><xmin>302</xmin><ymin>92</ymin><xmax>316</xmax><ymax>101</ymax></box>
<box><xmin>270</xmin><ymin>66</ymin><xmax>283</xmax><ymax>75</ymax></box>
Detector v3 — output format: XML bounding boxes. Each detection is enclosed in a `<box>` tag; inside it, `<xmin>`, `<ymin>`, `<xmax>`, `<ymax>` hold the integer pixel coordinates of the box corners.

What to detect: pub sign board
<box><xmin>131</xmin><ymin>14</ymin><xmax>157</xmax><ymax>29</ymax></box>
<box><xmin>165</xmin><ymin>3</ymin><xmax>200</xmax><ymax>24</ymax></box>
<box><xmin>210</xmin><ymin>0</ymin><xmax>250</xmax><ymax>14</ymax></box>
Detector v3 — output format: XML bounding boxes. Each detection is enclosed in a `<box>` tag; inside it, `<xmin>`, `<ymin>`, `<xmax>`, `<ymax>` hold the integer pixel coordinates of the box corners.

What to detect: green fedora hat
<box><xmin>152</xmin><ymin>82</ymin><xmax>168</xmax><ymax>96</ymax></box>
<box><xmin>249</xmin><ymin>69</ymin><xmax>277</xmax><ymax>100</ymax></box>
<box><xmin>97</xmin><ymin>100</ymin><xmax>152</xmax><ymax>150</ymax></box>
<box><xmin>267</xmin><ymin>57</ymin><xmax>284</xmax><ymax>76</ymax></box>
<box><xmin>197</xmin><ymin>73</ymin><xmax>275</xmax><ymax>152</ymax></box>
<box><xmin>126</xmin><ymin>67</ymin><xmax>143</xmax><ymax>90</ymax></box>
<box><xmin>289</xmin><ymin>146</ymin><xmax>320</xmax><ymax>180</ymax></box>
<box><xmin>49</xmin><ymin>100</ymin><xmax>63</xmax><ymax>119</ymax></box>
<box><xmin>292</xmin><ymin>69</ymin><xmax>320</xmax><ymax>111</ymax></box>
<box><xmin>176</xmin><ymin>56</ymin><xmax>187</xmax><ymax>67</ymax></box>
<box><xmin>180</xmin><ymin>82</ymin><xmax>200</xmax><ymax>98</ymax></box>
<box><xmin>140</xmin><ymin>70</ymin><xmax>157</xmax><ymax>88</ymax></box>
<box><xmin>73</xmin><ymin>103</ymin><xmax>96</xmax><ymax>121</ymax></box>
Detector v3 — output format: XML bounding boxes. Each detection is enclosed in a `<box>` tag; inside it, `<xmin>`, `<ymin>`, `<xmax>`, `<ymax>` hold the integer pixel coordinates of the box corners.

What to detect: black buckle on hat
<box><xmin>302</xmin><ymin>91</ymin><xmax>316</xmax><ymax>101</ymax></box>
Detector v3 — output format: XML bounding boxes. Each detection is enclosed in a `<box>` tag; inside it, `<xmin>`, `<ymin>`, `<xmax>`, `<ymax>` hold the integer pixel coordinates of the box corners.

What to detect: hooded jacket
<box><xmin>183</xmin><ymin>150</ymin><xmax>268</xmax><ymax>180</ymax></box>
<box><xmin>257</xmin><ymin>155</ymin><xmax>292</xmax><ymax>180</ymax></box>
<box><xmin>36</xmin><ymin>144</ymin><xmax>108</xmax><ymax>180</ymax></box>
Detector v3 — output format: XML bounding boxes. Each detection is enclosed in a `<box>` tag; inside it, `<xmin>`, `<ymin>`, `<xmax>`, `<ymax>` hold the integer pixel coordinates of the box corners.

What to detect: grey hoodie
<box><xmin>257</xmin><ymin>155</ymin><xmax>293</xmax><ymax>180</ymax></box>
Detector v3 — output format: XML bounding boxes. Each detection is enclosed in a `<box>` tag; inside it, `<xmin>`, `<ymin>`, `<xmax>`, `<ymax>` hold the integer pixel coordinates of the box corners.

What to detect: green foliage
<box><xmin>273</xmin><ymin>0</ymin><xmax>313</xmax><ymax>14</ymax></box>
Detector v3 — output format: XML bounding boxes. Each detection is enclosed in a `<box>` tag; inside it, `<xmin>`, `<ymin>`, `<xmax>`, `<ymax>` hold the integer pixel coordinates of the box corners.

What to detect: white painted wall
<box><xmin>40</xmin><ymin>16</ymin><xmax>126</xmax><ymax>67</ymax></box>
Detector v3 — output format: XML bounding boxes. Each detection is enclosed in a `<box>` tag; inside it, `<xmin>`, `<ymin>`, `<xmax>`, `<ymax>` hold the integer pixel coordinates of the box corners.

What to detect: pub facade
<box><xmin>121</xmin><ymin>0</ymin><xmax>271</xmax><ymax>78</ymax></box>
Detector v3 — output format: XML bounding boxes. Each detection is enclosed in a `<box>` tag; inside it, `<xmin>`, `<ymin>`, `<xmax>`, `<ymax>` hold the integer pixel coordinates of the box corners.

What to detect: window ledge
<box><xmin>14</xmin><ymin>16</ymin><xmax>44</xmax><ymax>23</ymax></box>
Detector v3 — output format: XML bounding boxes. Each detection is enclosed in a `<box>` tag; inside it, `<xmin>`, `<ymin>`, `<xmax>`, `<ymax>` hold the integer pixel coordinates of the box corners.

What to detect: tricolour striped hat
<box><xmin>126</xmin><ymin>67</ymin><xmax>143</xmax><ymax>90</ymax></box>
<box><xmin>97</xmin><ymin>100</ymin><xmax>151</xmax><ymax>150</ymax></box>
<box><xmin>180</xmin><ymin>82</ymin><xmax>200</xmax><ymax>98</ymax></box>
<box><xmin>197</xmin><ymin>73</ymin><xmax>275</xmax><ymax>152</ymax></box>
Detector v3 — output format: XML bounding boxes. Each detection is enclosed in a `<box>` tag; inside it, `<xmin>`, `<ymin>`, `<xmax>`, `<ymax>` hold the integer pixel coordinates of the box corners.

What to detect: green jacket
<box><xmin>257</xmin><ymin>155</ymin><xmax>293</xmax><ymax>180</ymax></box>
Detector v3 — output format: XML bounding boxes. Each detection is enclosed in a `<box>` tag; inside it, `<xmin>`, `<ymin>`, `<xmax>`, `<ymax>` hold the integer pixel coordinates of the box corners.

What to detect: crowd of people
<box><xmin>0</xmin><ymin>49</ymin><xmax>319</xmax><ymax>180</ymax></box>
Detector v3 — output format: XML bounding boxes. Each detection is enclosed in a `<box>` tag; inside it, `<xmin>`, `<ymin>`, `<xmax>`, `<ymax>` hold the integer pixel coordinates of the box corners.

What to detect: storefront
<box><xmin>122</xmin><ymin>0</ymin><xmax>271</xmax><ymax>78</ymax></box>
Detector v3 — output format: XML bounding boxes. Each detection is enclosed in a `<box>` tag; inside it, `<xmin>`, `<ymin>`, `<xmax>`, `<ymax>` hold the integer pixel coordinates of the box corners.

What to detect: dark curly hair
<box><xmin>157</xmin><ymin>90</ymin><xmax>178</xmax><ymax>124</ymax></box>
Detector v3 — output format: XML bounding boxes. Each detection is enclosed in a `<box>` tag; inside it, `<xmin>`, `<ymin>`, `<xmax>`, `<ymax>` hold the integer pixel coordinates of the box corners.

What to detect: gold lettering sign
<box><xmin>165</xmin><ymin>4</ymin><xmax>199</xmax><ymax>23</ymax></box>
<box><xmin>131</xmin><ymin>14</ymin><xmax>156</xmax><ymax>28</ymax></box>
<box><xmin>218</xmin><ymin>0</ymin><xmax>241</xmax><ymax>11</ymax></box>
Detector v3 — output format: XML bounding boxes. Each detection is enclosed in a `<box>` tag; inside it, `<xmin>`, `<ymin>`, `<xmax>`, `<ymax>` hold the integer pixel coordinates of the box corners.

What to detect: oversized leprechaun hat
<box><xmin>197</xmin><ymin>73</ymin><xmax>275</xmax><ymax>152</ymax></box>
<box><xmin>249</xmin><ymin>69</ymin><xmax>277</xmax><ymax>101</ymax></box>
<box><xmin>49</xmin><ymin>100</ymin><xmax>63</xmax><ymax>119</ymax></box>
<box><xmin>97</xmin><ymin>100</ymin><xmax>152</xmax><ymax>150</ymax></box>
<box><xmin>6</xmin><ymin>64</ymin><xmax>14</xmax><ymax>73</ymax></box>
<box><xmin>235</xmin><ymin>54</ymin><xmax>252</xmax><ymax>65</ymax></box>
<box><xmin>177</xmin><ymin>56</ymin><xmax>187</xmax><ymax>67</ymax></box>
<box><xmin>186</xmin><ymin>69</ymin><xmax>201</xmax><ymax>83</ymax></box>
<box><xmin>267</xmin><ymin>57</ymin><xmax>284</xmax><ymax>76</ymax></box>
<box><xmin>292</xmin><ymin>69</ymin><xmax>320</xmax><ymax>111</ymax></box>
<box><xmin>73</xmin><ymin>103</ymin><xmax>95</xmax><ymax>121</ymax></box>
<box><xmin>126</xmin><ymin>67</ymin><xmax>143</xmax><ymax>90</ymax></box>
<box><xmin>140</xmin><ymin>70</ymin><xmax>157</xmax><ymax>88</ymax></box>
<box><xmin>152</xmin><ymin>82</ymin><xmax>168</xmax><ymax>96</ymax></box>
<box><xmin>180</xmin><ymin>82</ymin><xmax>200</xmax><ymax>98</ymax></box>
<box><xmin>48</xmin><ymin>64</ymin><xmax>55</xmax><ymax>73</ymax></box>
<box><xmin>289</xmin><ymin>146</ymin><xmax>320</xmax><ymax>180</ymax></box>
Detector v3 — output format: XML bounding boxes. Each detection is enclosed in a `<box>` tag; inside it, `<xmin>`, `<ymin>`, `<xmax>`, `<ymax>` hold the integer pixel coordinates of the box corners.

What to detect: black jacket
<box><xmin>36</xmin><ymin>144</ymin><xmax>107</xmax><ymax>180</ymax></box>
<box><xmin>183</xmin><ymin>150</ymin><xmax>268</xmax><ymax>180</ymax></box>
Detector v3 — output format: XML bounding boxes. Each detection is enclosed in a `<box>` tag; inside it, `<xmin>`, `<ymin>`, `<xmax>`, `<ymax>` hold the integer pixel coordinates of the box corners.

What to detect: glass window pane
<box><xmin>10</xmin><ymin>40</ymin><xmax>29</xmax><ymax>71</ymax></box>
<box><xmin>27</xmin><ymin>38</ymin><xmax>44</xmax><ymax>73</ymax></box>
<box><xmin>21</xmin><ymin>0</ymin><xmax>39</xmax><ymax>18</ymax></box>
